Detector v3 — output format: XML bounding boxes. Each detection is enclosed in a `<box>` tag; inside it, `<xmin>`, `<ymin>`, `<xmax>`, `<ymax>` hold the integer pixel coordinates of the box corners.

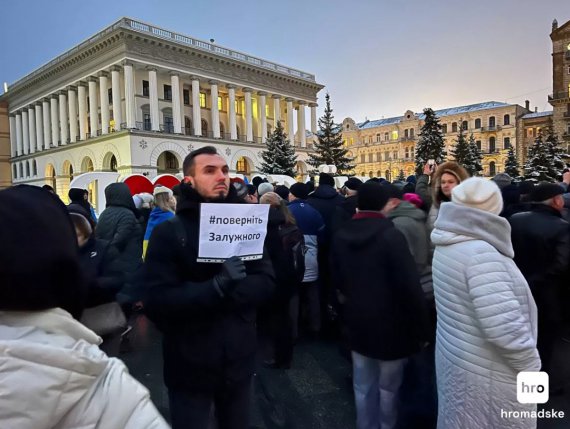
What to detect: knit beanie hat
<box><xmin>258</xmin><ymin>182</ymin><xmax>274</xmax><ymax>197</ymax></box>
<box><xmin>153</xmin><ymin>186</ymin><xmax>173</xmax><ymax>198</ymax></box>
<box><xmin>344</xmin><ymin>177</ymin><xmax>362</xmax><ymax>191</ymax></box>
<box><xmin>274</xmin><ymin>185</ymin><xmax>290</xmax><ymax>201</ymax></box>
<box><xmin>357</xmin><ymin>182</ymin><xmax>389</xmax><ymax>211</ymax></box>
<box><xmin>290</xmin><ymin>182</ymin><xmax>309</xmax><ymax>200</ymax></box>
<box><xmin>451</xmin><ymin>177</ymin><xmax>503</xmax><ymax>215</ymax></box>
<box><xmin>319</xmin><ymin>172</ymin><xmax>335</xmax><ymax>187</ymax></box>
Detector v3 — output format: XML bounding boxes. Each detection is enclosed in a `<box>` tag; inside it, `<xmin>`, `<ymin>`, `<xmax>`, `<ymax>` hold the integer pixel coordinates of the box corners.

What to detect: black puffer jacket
<box><xmin>307</xmin><ymin>185</ymin><xmax>344</xmax><ymax>240</ymax></box>
<box><xmin>330</xmin><ymin>212</ymin><xmax>429</xmax><ymax>360</ymax></box>
<box><xmin>95</xmin><ymin>183</ymin><xmax>142</xmax><ymax>274</ymax></box>
<box><xmin>331</xmin><ymin>195</ymin><xmax>358</xmax><ymax>232</ymax></box>
<box><xmin>143</xmin><ymin>183</ymin><xmax>276</xmax><ymax>392</ymax></box>
<box><xmin>509</xmin><ymin>204</ymin><xmax>570</xmax><ymax>323</ymax></box>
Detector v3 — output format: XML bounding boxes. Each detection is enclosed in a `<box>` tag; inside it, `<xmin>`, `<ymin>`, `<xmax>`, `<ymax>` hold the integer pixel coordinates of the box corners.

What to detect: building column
<box><xmin>42</xmin><ymin>99</ymin><xmax>51</xmax><ymax>148</ymax></box>
<box><xmin>77</xmin><ymin>83</ymin><xmax>88</xmax><ymax>140</ymax></box>
<box><xmin>68</xmin><ymin>86</ymin><xmax>78</xmax><ymax>143</ymax></box>
<box><xmin>59</xmin><ymin>91</ymin><xmax>68</xmax><ymax>145</ymax></box>
<box><xmin>298</xmin><ymin>102</ymin><xmax>306</xmax><ymax>148</ymax></box>
<box><xmin>111</xmin><ymin>66</ymin><xmax>122</xmax><ymax>130</ymax></box>
<box><xmin>191</xmin><ymin>77</ymin><xmax>201</xmax><ymax>136</ymax></box>
<box><xmin>28</xmin><ymin>106</ymin><xmax>36</xmax><ymax>154</ymax></box>
<box><xmin>210</xmin><ymin>80</ymin><xmax>220</xmax><ymax>138</ymax></box>
<box><xmin>273</xmin><ymin>95</ymin><xmax>281</xmax><ymax>124</ymax></box>
<box><xmin>286</xmin><ymin>98</ymin><xmax>295</xmax><ymax>143</ymax></box>
<box><xmin>35</xmin><ymin>103</ymin><xmax>43</xmax><ymax>152</ymax></box>
<box><xmin>309</xmin><ymin>103</ymin><xmax>318</xmax><ymax>134</ymax></box>
<box><xmin>123</xmin><ymin>62</ymin><xmax>136</xmax><ymax>129</ymax></box>
<box><xmin>15</xmin><ymin>113</ymin><xmax>23</xmax><ymax>156</ymax></box>
<box><xmin>244</xmin><ymin>88</ymin><xmax>253</xmax><ymax>142</ymax></box>
<box><xmin>51</xmin><ymin>96</ymin><xmax>60</xmax><ymax>145</ymax></box>
<box><xmin>99</xmin><ymin>72</ymin><xmax>110</xmax><ymax>135</ymax></box>
<box><xmin>9</xmin><ymin>115</ymin><xmax>17</xmax><ymax>158</ymax></box>
<box><xmin>148</xmin><ymin>68</ymin><xmax>160</xmax><ymax>132</ymax></box>
<box><xmin>88</xmin><ymin>78</ymin><xmax>98</xmax><ymax>138</ymax></box>
<box><xmin>171</xmin><ymin>72</ymin><xmax>183</xmax><ymax>134</ymax></box>
<box><xmin>228</xmin><ymin>85</ymin><xmax>237</xmax><ymax>140</ymax></box>
<box><xmin>22</xmin><ymin>109</ymin><xmax>30</xmax><ymax>154</ymax></box>
<box><xmin>258</xmin><ymin>92</ymin><xmax>267</xmax><ymax>143</ymax></box>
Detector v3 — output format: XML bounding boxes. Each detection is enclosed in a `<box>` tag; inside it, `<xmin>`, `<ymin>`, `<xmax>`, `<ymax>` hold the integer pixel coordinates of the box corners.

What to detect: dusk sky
<box><xmin>1</xmin><ymin>0</ymin><xmax>569</xmax><ymax>123</ymax></box>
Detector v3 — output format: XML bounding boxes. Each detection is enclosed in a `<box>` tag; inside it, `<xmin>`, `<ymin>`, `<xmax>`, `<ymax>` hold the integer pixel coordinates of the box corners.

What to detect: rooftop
<box><xmin>521</xmin><ymin>111</ymin><xmax>553</xmax><ymax>119</ymax></box>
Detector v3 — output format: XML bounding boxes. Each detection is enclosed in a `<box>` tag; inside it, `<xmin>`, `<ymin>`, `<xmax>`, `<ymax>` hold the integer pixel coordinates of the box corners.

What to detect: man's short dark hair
<box><xmin>183</xmin><ymin>146</ymin><xmax>219</xmax><ymax>176</ymax></box>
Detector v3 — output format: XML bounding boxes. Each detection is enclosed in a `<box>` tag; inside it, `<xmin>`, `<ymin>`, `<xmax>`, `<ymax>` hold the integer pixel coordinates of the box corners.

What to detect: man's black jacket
<box><xmin>143</xmin><ymin>183</ymin><xmax>275</xmax><ymax>392</ymax></box>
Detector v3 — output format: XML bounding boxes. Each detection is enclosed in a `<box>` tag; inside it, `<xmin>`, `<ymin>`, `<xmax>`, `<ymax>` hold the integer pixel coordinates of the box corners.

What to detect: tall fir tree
<box><xmin>466</xmin><ymin>133</ymin><xmax>483</xmax><ymax>176</ymax></box>
<box><xmin>415</xmin><ymin>108</ymin><xmax>446</xmax><ymax>175</ymax></box>
<box><xmin>504</xmin><ymin>146</ymin><xmax>520</xmax><ymax>178</ymax></box>
<box><xmin>544</xmin><ymin>125</ymin><xmax>567</xmax><ymax>175</ymax></box>
<box><xmin>397</xmin><ymin>169</ymin><xmax>406</xmax><ymax>181</ymax></box>
<box><xmin>308</xmin><ymin>93</ymin><xmax>355</xmax><ymax>174</ymax></box>
<box><xmin>523</xmin><ymin>129</ymin><xmax>554</xmax><ymax>182</ymax></box>
<box><xmin>450</xmin><ymin>123</ymin><xmax>470</xmax><ymax>168</ymax></box>
<box><xmin>259</xmin><ymin>121</ymin><xmax>297</xmax><ymax>177</ymax></box>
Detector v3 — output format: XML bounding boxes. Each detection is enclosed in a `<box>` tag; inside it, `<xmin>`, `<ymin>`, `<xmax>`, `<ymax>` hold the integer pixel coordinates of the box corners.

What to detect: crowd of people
<box><xmin>1</xmin><ymin>144</ymin><xmax>570</xmax><ymax>429</ymax></box>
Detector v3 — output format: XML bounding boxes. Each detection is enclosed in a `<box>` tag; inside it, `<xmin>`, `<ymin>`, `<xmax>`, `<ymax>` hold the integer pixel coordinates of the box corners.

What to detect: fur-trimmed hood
<box><xmin>431</xmin><ymin>161</ymin><xmax>469</xmax><ymax>207</ymax></box>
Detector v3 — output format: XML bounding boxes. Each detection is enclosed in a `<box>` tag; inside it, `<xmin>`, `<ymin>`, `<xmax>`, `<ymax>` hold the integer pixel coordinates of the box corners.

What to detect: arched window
<box><xmin>475</xmin><ymin>118</ymin><xmax>481</xmax><ymax>129</ymax></box>
<box><xmin>489</xmin><ymin>161</ymin><xmax>496</xmax><ymax>177</ymax></box>
<box><xmin>369</xmin><ymin>171</ymin><xmax>373</xmax><ymax>178</ymax></box>
<box><xmin>452</xmin><ymin>122</ymin><xmax>458</xmax><ymax>133</ymax></box>
<box><xmin>236</xmin><ymin>157</ymin><xmax>250</xmax><ymax>175</ymax></box>
<box><xmin>201</xmin><ymin>119</ymin><xmax>208</xmax><ymax>136</ymax></box>
<box><xmin>504</xmin><ymin>137</ymin><xmax>511</xmax><ymax>150</ymax></box>
<box><xmin>157</xmin><ymin>151</ymin><xmax>180</xmax><ymax>174</ymax></box>
<box><xmin>489</xmin><ymin>116</ymin><xmax>496</xmax><ymax>128</ymax></box>
<box><xmin>110</xmin><ymin>155</ymin><xmax>118</xmax><ymax>172</ymax></box>
<box><xmin>385</xmin><ymin>169</ymin><xmax>391</xmax><ymax>181</ymax></box>
<box><xmin>377</xmin><ymin>170</ymin><xmax>382</xmax><ymax>177</ymax></box>
<box><xmin>69</xmin><ymin>164</ymin><xmax>74</xmax><ymax>181</ymax></box>
<box><xmin>489</xmin><ymin>137</ymin><xmax>496</xmax><ymax>153</ymax></box>
<box><xmin>184</xmin><ymin>116</ymin><xmax>192</xmax><ymax>136</ymax></box>
<box><xmin>462</xmin><ymin>120</ymin><xmax>468</xmax><ymax>130</ymax></box>
<box><xmin>503</xmin><ymin>114</ymin><xmax>510</xmax><ymax>126</ymax></box>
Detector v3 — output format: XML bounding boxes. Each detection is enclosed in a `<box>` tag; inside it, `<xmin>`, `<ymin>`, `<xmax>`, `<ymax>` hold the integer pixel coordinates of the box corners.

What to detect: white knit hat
<box><xmin>153</xmin><ymin>186</ymin><xmax>173</xmax><ymax>198</ymax></box>
<box><xmin>451</xmin><ymin>177</ymin><xmax>503</xmax><ymax>215</ymax></box>
<box><xmin>257</xmin><ymin>182</ymin><xmax>274</xmax><ymax>197</ymax></box>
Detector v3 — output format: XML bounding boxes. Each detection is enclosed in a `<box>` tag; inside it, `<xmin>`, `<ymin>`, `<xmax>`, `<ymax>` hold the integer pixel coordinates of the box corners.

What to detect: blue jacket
<box><xmin>288</xmin><ymin>199</ymin><xmax>325</xmax><ymax>282</ymax></box>
<box><xmin>143</xmin><ymin>207</ymin><xmax>174</xmax><ymax>257</ymax></box>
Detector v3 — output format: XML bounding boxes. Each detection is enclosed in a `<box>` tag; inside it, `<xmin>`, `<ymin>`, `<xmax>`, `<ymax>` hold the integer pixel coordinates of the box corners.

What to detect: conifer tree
<box><xmin>504</xmin><ymin>146</ymin><xmax>520</xmax><ymax>179</ymax></box>
<box><xmin>397</xmin><ymin>169</ymin><xmax>406</xmax><ymax>181</ymax></box>
<box><xmin>466</xmin><ymin>133</ymin><xmax>483</xmax><ymax>176</ymax></box>
<box><xmin>524</xmin><ymin>129</ymin><xmax>553</xmax><ymax>182</ymax></box>
<box><xmin>308</xmin><ymin>93</ymin><xmax>355</xmax><ymax>174</ymax></box>
<box><xmin>450</xmin><ymin>123</ymin><xmax>470</xmax><ymax>168</ymax></box>
<box><xmin>415</xmin><ymin>108</ymin><xmax>446</xmax><ymax>175</ymax></box>
<box><xmin>259</xmin><ymin>121</ymin><xmax>297</xmax><ymax>177</ymax></box>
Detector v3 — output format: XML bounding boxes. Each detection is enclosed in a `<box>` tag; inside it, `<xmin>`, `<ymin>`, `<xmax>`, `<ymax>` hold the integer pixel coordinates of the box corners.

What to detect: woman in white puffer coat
<box><xmin>431</xmin><ymin>178</ymin><xmax>541</xmax><ymax>429</ymax></box>
<box><xmin>0</xmin><ymin>185</ymin><xmax>169</xmax><ymax>429</ymax></box>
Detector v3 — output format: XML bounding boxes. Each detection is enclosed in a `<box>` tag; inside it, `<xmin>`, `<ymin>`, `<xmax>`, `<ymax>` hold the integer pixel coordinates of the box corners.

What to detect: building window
<box><xmin>201</xmin><ymin>119</ymin><xmax>208</xmax><ymax>135</ymax></box>
<box><xmin>476</xmin><ymin>140</ymin><xmax>481</xmax><ymax>150</ymax></box>
<box><xmin>489</xmin><ymin>116</ymin><xmax>496</xmax><ymax>128</ymax></box>
<box><xmin>489</xmin><ymin>137</ymin><xmax>496</xmax><ymax>153</ymax></box>
<box><xmin>376</xmin><ymin>133</ymin><xmax>381</xmax><ymax>142</ymax></box>
<box><xmin>410</xmin><ymin>128</ymin><xmax>414</xmax><ymax>137</ymax></box>
<box><xmin>475</xmin><ymin>118</ymin><xmax>481</xmax><ymax>129</ymax></box>
<box><xmin>32</xmin><ymin>160</ymin><xmax>37</xmax><ymax>176</ymax></box>
<box><xmin>503</xmin><ymin>114</ymin><xmax>510</xmax><ymax>126</ymax></box>
<box><xmin>384</xmin><ymin>151</ymin><xmax>389</xmax><ymax>161</ymax></box>
<box><xmin>384</xmin><ymin>132</ymin><xmax>389</xmax><ymax>141</ymax></box>
<box><xmin>19</xmin><ymin>163</ymin><xmax>23</xmax><ymax>178</ymax></box>
<box><xmin>108</xmin><ymin>88</ymin><xmax>113</xmax><ymax>104</ymax></box>
<box><xmin>143</xmin><ymin>80</ymin><xmax>149</xmax><ymax>97</ymax></box>
<box><xmin>110</xmin><ymin>155</ymin><xmax>118</xmax><ymax>172</ymax></box>
<box><xmin>361</xmin><ymin>154</ymin><xmax>366</xmax><ymax>163</ymax></box>
<box><xmin>369</xmin><ymin>171</ymin><xmax>374</xmax><ymax>178</ymax></box>
<box><xmin>393</xmin><ymin>151</ymin><xmax>398</xmax><ymax>159</ymax></box>
<box><xmin>218</xmin><ymin>96</ymin><xmax>223</xmax><ymax>111</ymax></box>
<box><xmin>199</xmin><ymin>93</ymin><xmax>206</xmax><ymax>108</ymax></box>
<box><xmin>527</xmin><ymin>128</ymin><xmax>533</xmax><ymax>138</ymax></box>
<box><xmin>164</xmin><ymin>116</ymin><xmax>174</xmax><ymax>133</ymax></box>
<box><xmin>489</xmin><ymin>161</ymin><xmax>496</xmax><ymax>177</ymax></box>
<box><xmin>452</xmin><ymin>122</ymin><xmax>458</xmax><ymax>133</ymax></box>
<box><xmin>404</xmin><ymin>129</ymin><xmax>409</xmax><ymax>138</ymax></box>
<box><xmin>462</xmin><ymin>120</ymin><xmax>468</xmax><ymax>130</ymax></box>
<box><xmin>12</xmin><ymin>164</ymin><xmax>17</xmax><ymax>179</ymax></box>
<box><xmin>368</xmin><ymin>153</ymin><xmax>373</xmax><ymax>163</ymax></box>
<box><xmin>504</xmin><ymin>137</ymin><xmax>511</xmax><ymax>149</ymax></box>
<box><xmin>184</xmin><ymin>116</ymin><xmax>192</xmax><ymax>135</ymax></box>
<box><xmin>143</xmin><ymin>113</ymin><xmax>151</xmax><ymax>131</ymax></box>
<box><xmin>350</xmin><ymin>137</ymin><xmax>354</xmax><ymax>145</ymax></box>
<box><xmin>442</xmin><ymin>124</ymin><xmax>448</xmax><ymax>134</ymax></box>
<box><xmin>164</xmin><ymin>85</ymin><xmax>172</xmax><ymax>101</ymax></box>
<box><xmin>391</xmin><ymin>130</ymin><xmax>398</xmax><ymax>140</ymax></box>
<box><xmin>183</xmin><ymin>89</ymin><xmax>190</xmax><ymax>105</ymax></box>
<box><xmin>25</xmin><ymin>161</ymin><xmax>30</xmax><ymax>177</ymax></box>
<box><xmin>405</xmin><ymin>148</ymin><xmax>410</xmax><ymax>159</ymax></box>
<box><xmin>265</xmin><ymin>104</ymin><xmax>270</xmax><ymax>118</ymax></box>
<box><xmin>376</xmin><ymin>153</ymin><xmax>381</xmax><ymax>162</ymax></box>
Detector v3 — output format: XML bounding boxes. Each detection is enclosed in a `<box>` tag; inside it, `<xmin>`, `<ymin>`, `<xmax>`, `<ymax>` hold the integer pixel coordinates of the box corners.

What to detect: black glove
<box><xmin>213</xmin><ymin>256</ymin><xmax>247</xmax><ymax>297</ymax></box>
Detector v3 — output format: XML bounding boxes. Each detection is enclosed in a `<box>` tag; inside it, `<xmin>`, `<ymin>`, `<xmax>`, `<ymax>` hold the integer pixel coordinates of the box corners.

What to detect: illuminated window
<box><xmin>234</xmin><ymin>100</ymin><xmax>239</xmax><ymax>113</ymax></box>
<box><xmin>350</xmin><ymin>137</ymin><xmax>354</xmax><ymax>145</ymax></box>
<box><xmin>200</xmin><ymin>93</ymin><xmax>206</xmax><ymax>108</ymax></box>
<box><xmin>236</xmin><ymin>157</ymin><xmax>248</xmax><ymax>174</ymax></box>
<box><xmin>391</xmin><ymin>131</ymin><xmax>398</xmax><ymax>140</ymax></box>
<box><xmin>266</xmin><ymin>104</ymin><xmax>270</xmax><ymax>118</ymax></box>
<box><xmin>218</xmin><ymin>96</ymin><xmax>223</xmax><ymax>111</ymax></box>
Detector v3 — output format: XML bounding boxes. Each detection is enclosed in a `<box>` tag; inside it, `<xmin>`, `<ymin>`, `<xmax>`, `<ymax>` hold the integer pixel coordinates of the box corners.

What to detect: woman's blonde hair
<box><xmin>154</xmin><ymin>192</ymin><xmax>175</xmax><ymax>213</ymax></box>
<box><xmin>260</xmin><ymin>192</ymin><xmax>296</xmax><ymax>225</ymax></box>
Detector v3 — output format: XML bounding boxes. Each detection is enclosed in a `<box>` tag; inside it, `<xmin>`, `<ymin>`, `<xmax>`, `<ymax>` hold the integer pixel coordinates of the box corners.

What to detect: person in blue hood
<box><xmin>143</xmin><ymin>186</ymin><xmax>176</xmax><ymax>258</ymax></box>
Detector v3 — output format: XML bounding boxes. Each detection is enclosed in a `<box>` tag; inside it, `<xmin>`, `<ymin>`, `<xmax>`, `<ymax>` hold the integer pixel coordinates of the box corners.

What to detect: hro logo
<box><xmin>517</xmin><ymin>372</ymin><xmax>549</xmax><ymax>404</ymax></box>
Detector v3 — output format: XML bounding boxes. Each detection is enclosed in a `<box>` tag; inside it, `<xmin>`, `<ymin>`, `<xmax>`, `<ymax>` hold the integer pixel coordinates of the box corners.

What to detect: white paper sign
<box><xmin>198</xmin><ymin>203</ymin><xmax>270</xmax><ymax>263</ymax></box>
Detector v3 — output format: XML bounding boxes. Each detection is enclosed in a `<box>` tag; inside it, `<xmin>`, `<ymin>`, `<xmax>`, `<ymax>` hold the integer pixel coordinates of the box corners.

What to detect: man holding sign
<box><xmin>143</xmin><ymin>146</ymin><xmax>275</xmax><ymax>429</ymax></box>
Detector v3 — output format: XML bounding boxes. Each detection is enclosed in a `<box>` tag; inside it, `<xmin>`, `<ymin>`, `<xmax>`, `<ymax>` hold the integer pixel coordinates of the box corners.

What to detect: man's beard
<box><xmin>206</xmin><ymin>191</ymin><xmax>228</xmax><ymax>203</ymax></box>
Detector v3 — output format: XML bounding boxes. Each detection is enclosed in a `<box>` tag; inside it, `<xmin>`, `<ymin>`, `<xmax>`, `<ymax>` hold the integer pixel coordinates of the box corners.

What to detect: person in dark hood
<box><xmin>69</xmin><ymin>187</ymin><xmax>97</xmax><ymax>224</ymax></box>
<box><xmin>332</xmin><ymin>177</ymin><xmax>362</xmax><ymax>231</ymax></box>
<box><xmin>330</xmin><ymin>182</ymin><xmax>429</xmax><ymax>429</ymax></box>
<box><xmin>95</xmin><ymin>183</ymin><xmax>142</xmax><ymax>276</ymax></box>
<box><xmin>143</xmin><ymin>146</ymin><xmax>275</xmax><ymax>429</ymax></box>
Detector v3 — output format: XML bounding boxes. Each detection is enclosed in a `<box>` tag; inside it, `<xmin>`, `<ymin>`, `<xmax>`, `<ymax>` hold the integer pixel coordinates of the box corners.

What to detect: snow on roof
<box><xmin>521</xmin><ymin>111</ymin><xmax>553</xmax><ymax>119</ymax></box>
<box><xmin>357</xmin><ymin>101</ymin><xmax>514</xmax><ymax>130</ymax></box>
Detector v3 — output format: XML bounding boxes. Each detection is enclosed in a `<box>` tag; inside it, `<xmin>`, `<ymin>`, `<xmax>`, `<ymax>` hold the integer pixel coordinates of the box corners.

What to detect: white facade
<box><xmin>2</xmin><ymin>18</ymin><xmax>323</xmax><ymax>204</ymax></box>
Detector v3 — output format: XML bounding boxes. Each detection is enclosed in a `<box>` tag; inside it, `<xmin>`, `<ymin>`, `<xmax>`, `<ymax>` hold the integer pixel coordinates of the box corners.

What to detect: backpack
<box><xmin>279</xmin><ymin>224</ymin><xmax>306</xmax><ymax>283</ymax></box>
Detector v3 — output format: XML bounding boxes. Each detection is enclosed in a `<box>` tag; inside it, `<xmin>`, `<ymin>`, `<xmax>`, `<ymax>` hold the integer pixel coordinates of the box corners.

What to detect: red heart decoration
<box><xmin>121</xmin><ymin>174</ymin><xmax>180</xmax><ymax>195</ymax></box>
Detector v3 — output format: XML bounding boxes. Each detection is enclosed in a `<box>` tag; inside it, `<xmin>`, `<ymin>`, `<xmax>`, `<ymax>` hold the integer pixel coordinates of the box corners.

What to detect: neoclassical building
<box><xmin>344</xmin><ymin>101</ymin><xmax>528</xmax><ymax>179</ymax></box>
<box><xmin>0</xmin><ymin>17</ymin><xmax>324</xmax><ymax>206</ymax></box>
